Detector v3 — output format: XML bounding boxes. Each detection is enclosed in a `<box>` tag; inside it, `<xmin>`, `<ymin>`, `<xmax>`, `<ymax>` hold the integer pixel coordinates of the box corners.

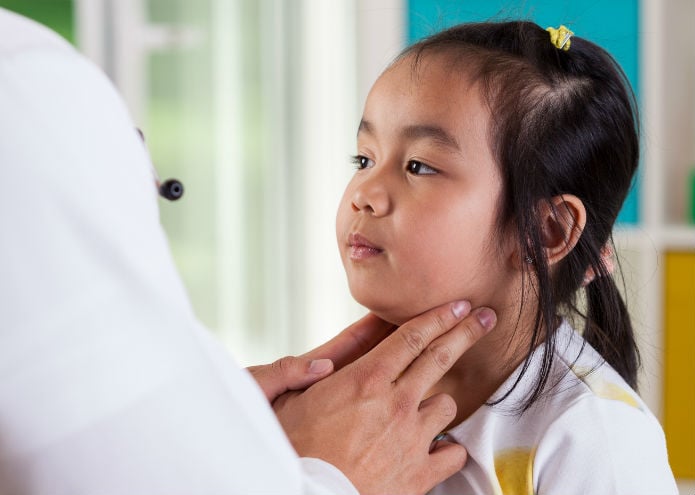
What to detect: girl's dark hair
<box><xmin>401</xmin><ymin>21</ymin><xmax>640</xmax><ymax>411</ymax></box>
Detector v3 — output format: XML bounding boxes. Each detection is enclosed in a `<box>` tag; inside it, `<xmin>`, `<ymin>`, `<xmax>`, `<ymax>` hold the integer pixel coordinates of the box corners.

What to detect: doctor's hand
<box><xmin>273</xmin><ymin>301</ymin><xmax>497</xmax><ymax>495</ymax></box>
<box><xmin>247</xmin><ymin>313</ymin><xmax>394</xmax><ymax>402</ymax></box>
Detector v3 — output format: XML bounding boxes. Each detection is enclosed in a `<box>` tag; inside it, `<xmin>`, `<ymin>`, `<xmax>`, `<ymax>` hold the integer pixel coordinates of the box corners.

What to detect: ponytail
<box><xmin>584</xmin><ymin>273</ymin><xmax>640</xmax><ymax>389</ymax></box>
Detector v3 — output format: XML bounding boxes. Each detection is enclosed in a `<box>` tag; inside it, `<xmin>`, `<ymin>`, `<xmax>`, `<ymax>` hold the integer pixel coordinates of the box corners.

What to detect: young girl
<box><xmin>335</xmin><ymin>21</ymin><xmax>678</xmax><ymax>493</ymax></box>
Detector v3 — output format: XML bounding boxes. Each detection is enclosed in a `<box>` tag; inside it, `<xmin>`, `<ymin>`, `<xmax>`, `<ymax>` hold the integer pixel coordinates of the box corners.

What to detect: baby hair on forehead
<box><xmin>399</xmin><ymin>20</ymin><xmax>640</xmax><ymax>412</ymax></box>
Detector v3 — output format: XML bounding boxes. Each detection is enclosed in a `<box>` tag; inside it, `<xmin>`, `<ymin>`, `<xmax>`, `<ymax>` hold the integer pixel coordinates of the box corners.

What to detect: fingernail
<box><xmin>452</xmin><ymin>300</ymin><xmax>471</xmax><ymax>319</ymax></box>
<box><xmin>308</xmin><ymin>359</ymin><xmax>333</xmax><ymax>374</ymax></box>
<box><xmin>475</xmin><ymin>307</ymin><xmax>496</xmax><ymax>330</ymax></box>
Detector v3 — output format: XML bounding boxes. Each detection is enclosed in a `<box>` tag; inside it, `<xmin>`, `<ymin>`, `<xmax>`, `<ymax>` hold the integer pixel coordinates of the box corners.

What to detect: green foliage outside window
<box><xmin>0</xmin><ymin>0</ymin><xmax>74</xmax><ymax>43</ymax></box>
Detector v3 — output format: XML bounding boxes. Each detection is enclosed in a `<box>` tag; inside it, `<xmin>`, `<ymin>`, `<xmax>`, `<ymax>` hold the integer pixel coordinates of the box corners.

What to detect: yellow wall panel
<box><xmin>664</xmin><ymin>251</ymin><xmax>695</xmax><ymax>478</ymax></box>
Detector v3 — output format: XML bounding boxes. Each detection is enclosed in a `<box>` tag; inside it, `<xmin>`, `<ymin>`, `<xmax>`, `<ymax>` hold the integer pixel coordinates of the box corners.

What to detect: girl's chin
<box><xmin>363</xmin><ymin>305</ymin><xmax>425</xmax><ymax>327</ymax></box>
<box><xmin>361</xmin><ymin>297</ymin><xmax>476</xmax><ymax>327</ymax></box>
<box><xmin>351</xmin><ymin>290</ymin><xmax>449</xmax><ymax>326</ymax></box>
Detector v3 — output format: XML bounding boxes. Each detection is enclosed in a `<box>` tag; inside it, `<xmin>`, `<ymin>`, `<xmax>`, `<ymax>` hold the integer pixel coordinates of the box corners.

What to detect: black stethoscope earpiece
<box><xmin>136</xmin><ymin>127</ymin><xmax>185</xmax><ymax>202</ymax></box>
<box><xmin>159</xmin><ymin>178</ymin><xmax>185</xmax><ymax>201</ymax></box>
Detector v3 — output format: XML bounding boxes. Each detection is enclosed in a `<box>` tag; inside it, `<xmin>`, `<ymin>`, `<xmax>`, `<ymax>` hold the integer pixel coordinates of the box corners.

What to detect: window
<box><xmin>75</xmin><ymin>0</ymin><xmax>377</xmax><ymax>364</ymax></box>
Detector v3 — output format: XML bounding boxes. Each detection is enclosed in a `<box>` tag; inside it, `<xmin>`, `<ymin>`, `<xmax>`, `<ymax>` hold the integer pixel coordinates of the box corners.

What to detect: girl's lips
<box><xmin>347</xmin><ymin>233</ymin><xmax>383</xmax><ymax>260</ymax></box>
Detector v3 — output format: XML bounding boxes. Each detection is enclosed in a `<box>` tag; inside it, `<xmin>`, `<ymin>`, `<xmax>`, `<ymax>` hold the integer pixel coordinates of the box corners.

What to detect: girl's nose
<box><xmin>351</xmin><ymin>171</ymin><xmax>391</xmax><ymax>217</ymax></box>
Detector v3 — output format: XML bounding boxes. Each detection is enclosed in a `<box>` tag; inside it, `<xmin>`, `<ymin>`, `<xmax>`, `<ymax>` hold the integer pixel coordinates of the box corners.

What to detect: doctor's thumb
<box><xmin>247</xmin><ymin>356</ymin><xmax>335</xmax><ymax>403</ymax></box>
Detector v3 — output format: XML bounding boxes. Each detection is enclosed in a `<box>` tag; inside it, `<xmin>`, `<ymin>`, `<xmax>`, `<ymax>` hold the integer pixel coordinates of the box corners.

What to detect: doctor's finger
<box><xmin>421</xmin><ymin>441</ymin><xmax>468</xmax><ymax>493</ymax></box>
<box><xmin>247</xmin><ymin>356</ymin><xmax>335</xmax><ymax>402</ymax></box>
<box><xmin>397</xmin><ymin>307</ymin><xmax>496</xmax><ymax>397</ymax></box>
<box><xmin>358</xmin><ymin>301</ymin><xmax>471</xmax><ymax>382</ymax></box>
<box><xmin>418</xmin><ymin>393</ymin><xmax>458</xmax><ymax>442</ymax></box>
<box><xmin>301</xmin><ymin>312</ymin><xmax>394</xmax><ymax>370</ymax></box>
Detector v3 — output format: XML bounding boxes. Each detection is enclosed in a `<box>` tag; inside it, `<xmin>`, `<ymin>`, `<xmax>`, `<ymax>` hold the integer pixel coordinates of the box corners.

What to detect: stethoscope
<box><xmin>136</xmin><ymin>127</ymin><xmax>185</xmax><ymax>201</ymax></box>
<box><xmin>155</xmin><ymin>171</ymin><xmax>185</xmax><ymax>201</ymax></box>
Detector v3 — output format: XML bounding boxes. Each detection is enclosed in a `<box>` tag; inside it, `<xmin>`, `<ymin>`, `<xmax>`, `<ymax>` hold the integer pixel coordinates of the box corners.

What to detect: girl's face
<box><xmin>336</xmin><ymin>54</ymin><xmax>518</xmax><ymax>325</ymax></box>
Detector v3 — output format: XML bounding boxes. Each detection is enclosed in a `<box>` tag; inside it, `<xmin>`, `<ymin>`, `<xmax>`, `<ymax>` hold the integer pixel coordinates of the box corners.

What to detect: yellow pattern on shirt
<box><xmin>494</xmin><ymin>447</ymin><xmax>535</xmax><ymax>495</ymax></box>
<box><xmin>572</xmin><ymin>366</ymin><xmax>642</xmax><ymax>410</ymax></box>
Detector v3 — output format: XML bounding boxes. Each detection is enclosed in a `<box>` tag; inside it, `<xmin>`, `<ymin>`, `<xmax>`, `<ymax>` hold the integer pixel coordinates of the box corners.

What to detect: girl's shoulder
<box><xmin>442</xmin><ymin>321</ymin><xmax>677</xmax><ymax>495</ymax></box>
<box><xmin>530</xmin><ymin>383</ymin><xmax>677</xmax><ymax>493</ymax></box>
<box><xmin>551</xmin><ymin>319</ymin><xmax>648</xmax><ymax>413</ymax></box>
<box><xmin>528</xmin><ymin>321</ymin><xmax>677</xmax><ymax>493</ymax></box>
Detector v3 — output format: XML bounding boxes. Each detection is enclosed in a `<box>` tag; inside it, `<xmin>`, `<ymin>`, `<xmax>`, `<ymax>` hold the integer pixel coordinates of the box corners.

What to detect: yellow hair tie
<box><xmin>546</xmin><ymin>25</ymin><xmax>574</xmax><ymax>51</ymax></box>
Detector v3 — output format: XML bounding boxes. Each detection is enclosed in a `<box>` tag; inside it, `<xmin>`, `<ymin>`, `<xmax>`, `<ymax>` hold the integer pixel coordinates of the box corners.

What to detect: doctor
<box><xmin>0</xmin><ymin>8</ymin><xmax>496</xmax><ymax>495</ymax></box>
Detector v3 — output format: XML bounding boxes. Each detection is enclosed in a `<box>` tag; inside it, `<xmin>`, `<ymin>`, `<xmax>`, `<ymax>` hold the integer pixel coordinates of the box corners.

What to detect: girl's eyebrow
<box><xmin>358</xmin><ymin>119</ymin><xmax>460</xmax><ymax>151</ymax></box>
<box><xmin>357</xmin><ymin>119</ymin><xmax>374</xmax><ymax>136</ymax></box>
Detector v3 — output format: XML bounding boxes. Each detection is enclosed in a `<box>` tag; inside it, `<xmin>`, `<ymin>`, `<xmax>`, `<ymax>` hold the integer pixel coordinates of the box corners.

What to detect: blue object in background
<box><xmin>406</xmin><ymin>0</ymin><xmax>640</xmax><ymax>225</ymax></box>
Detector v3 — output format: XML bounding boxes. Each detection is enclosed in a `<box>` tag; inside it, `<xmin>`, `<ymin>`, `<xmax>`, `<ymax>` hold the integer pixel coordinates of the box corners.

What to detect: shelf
<box><xmin>613</xmin><ymin>225</ymin><xmax>695</xmax><ymax>251</ymax></box>
<box><xmin>661</xmin><ymin>225</ymin><xmax>695</xmax><ymax>250</ymax></box>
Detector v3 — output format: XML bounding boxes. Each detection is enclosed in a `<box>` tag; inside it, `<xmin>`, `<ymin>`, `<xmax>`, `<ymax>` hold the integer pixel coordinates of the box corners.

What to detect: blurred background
<box><xmin>2</xmin><ymin>0</ymin><xmax>693</xmax><ymax>489</ymax></box>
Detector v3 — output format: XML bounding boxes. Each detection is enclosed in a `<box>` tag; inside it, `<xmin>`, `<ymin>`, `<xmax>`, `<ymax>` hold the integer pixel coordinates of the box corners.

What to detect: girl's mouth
<box><xmin>348</xmin><ymin>233</ymin><xmax>383</xmax><ymax>260</ymax></box>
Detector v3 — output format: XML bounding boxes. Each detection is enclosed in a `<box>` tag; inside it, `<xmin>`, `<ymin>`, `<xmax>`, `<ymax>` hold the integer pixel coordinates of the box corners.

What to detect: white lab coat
<box><xmin>0</xmin><ymin>8</ymin><xmax>357</xmax><ymax>495</ymax></box>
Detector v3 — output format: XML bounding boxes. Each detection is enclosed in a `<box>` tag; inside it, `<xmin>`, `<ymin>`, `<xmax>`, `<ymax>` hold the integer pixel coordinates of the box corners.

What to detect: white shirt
<box><xmin>0</xmin><ymin>8</ymin><xmax>356</xmax><ymax>495</ymax></box>
<box><xmin>430</xmin><ymin>321</ymin><xmax>678</xmax><ymax>495</ymax></box>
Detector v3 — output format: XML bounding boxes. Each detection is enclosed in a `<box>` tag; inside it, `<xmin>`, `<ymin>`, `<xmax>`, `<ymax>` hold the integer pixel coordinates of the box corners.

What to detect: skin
<box><xmin>265</xmin><ymin>301</ymin><xmax>498</xmax><ymax>495</ymax></box>
<box><xmin>336</xmin><ymin>53</ymin><xmax>540</xmax><ymax>426</ymax></box>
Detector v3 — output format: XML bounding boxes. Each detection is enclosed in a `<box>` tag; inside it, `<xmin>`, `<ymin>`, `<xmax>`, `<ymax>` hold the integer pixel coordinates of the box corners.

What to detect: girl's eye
<box><xmin>351</xmin><ymin>155</ymin><xmax>375</xmax><ymax>170</ymax></box>
<box><xmin>406</xmin><ymin>160</ymin><xmax>438</xmax><ymax>175</ymax></box>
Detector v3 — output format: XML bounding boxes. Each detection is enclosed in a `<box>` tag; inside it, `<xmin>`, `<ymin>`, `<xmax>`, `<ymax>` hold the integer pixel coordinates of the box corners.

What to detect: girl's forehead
<box><xmin>363</xmin><ymin>54</ymin><xmax>487</xmax><ymax>133</ymax></box>
<box><xmin>369</xmin><ymin>54</ymin><xmax>480</xmax><ymax>105</ymax></box>
<box><xmin>386</xmin><ymin>52</ymin><xmax>475</xmax><ymax>86</ymax></box>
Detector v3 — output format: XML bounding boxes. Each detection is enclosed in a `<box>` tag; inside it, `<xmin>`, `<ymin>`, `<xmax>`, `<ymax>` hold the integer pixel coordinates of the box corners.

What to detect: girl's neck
<box><xmin>428</xmin><ymin>303</ymin><xmax>541</xmax><ymax>429</ymax></box>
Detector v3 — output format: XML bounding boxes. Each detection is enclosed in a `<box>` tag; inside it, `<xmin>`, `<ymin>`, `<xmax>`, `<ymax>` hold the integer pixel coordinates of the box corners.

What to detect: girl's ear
<box><xmin>540</xmin><ymin>194</ymin><xmax>586</xmax><ymax>266</ymax></box>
